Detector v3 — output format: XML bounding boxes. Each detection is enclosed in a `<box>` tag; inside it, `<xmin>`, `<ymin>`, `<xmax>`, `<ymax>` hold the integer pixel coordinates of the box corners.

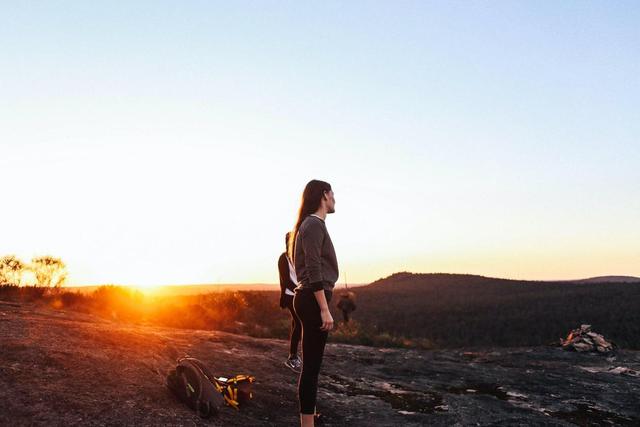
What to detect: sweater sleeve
<box><xmin>300</xmin><ymin>219</ymin><xmax>324</xmax><ymax>288</ymax></box>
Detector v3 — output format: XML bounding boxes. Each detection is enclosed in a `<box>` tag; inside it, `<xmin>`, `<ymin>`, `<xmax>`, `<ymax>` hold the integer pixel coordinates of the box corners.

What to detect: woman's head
<box><xmin>299</xmin><ymin>179</ymin><xmax>334</xmax><ymax>216</ymax></box>
<box><xmin>288</xmin><ymin>179</ymin><xmax>334</xmax><ymax>259</ymax></box>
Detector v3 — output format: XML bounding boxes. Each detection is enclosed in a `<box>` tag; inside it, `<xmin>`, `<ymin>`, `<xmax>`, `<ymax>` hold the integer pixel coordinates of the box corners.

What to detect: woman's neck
<box><xmin>312</xmin><ymin>207</ymin><xmax>327</xmax><ymax>220</ymax></box>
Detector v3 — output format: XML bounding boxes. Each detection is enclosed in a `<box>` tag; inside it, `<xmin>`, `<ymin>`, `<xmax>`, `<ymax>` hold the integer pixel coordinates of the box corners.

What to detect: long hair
<box><xmin>288</xmin><ymin>179</ymin><xmax>332</xmax><ymax>261</ymax></box>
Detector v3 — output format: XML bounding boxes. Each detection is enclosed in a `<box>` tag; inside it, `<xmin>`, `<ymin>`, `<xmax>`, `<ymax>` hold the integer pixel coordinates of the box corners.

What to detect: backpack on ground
<box><xmin>166</xmin><ymin>356</ymin><xmax>225</xmax><ymax>418</ymax></box>
<box><xmin>166</xmin><ymin>356</ymin><xmax>256</xmax><ymax>417</ymax></box>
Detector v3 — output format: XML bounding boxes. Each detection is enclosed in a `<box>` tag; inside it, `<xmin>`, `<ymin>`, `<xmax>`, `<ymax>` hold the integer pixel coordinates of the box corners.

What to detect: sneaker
<box><xmin>284</xmin><ymin>356</ymin><xmax>302</xmax><ymax>373</ymax></box>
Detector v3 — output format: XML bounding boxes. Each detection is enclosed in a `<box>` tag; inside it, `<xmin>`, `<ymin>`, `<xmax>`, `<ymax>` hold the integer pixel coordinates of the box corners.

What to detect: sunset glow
<box><xmin>1</xmin><ymin>2</ymin><xmax>638</xmax><ymax>286</ymax></box>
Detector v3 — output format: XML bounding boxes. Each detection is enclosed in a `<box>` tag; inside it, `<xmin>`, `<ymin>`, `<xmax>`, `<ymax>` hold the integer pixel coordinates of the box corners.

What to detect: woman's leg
<box><xmin>299</xmin><ymin>319</ymin><xmax>328</xmax><ymax>414</ymax></box>
<box><xmin>294</xmin><ymin>290</ymin><xmax>330</xmax><ymax>416</ymax></box>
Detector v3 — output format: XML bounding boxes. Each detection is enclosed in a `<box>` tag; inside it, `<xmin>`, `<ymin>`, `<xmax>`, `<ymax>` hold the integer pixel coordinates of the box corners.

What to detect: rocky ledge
<box><xmin>1</xmin><ymin>301</ymin><xmax>639</xmax><ymax>426</ymax></box>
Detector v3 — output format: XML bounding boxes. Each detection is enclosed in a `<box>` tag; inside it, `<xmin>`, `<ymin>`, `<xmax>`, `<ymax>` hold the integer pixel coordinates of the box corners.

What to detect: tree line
<box><xmin>0</xmin><ymin>255</ymin><xmax>67</xmax><ymax>287</ymax></box>
<box><xmin>351</xmin><ymin>272</ymin><xmax>640</xmax><ymax>349</ymax></box>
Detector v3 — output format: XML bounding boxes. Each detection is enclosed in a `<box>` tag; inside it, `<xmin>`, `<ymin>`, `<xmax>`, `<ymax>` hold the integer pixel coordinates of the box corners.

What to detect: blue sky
<box><xmin>1</xmin><ymin>1</ymin><xmax>638</xmax><ymax>285</ymax></box>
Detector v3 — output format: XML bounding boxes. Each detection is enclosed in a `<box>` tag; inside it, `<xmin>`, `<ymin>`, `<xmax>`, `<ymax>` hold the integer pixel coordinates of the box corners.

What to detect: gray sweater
<box><xmin>294</xmin><ymin>215</ymin><xmax>339</xmax><ymax>292</ymax></box>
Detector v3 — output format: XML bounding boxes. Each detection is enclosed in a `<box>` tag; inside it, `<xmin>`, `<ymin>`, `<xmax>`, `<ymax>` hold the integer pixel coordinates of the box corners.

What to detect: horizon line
<box><xmin>60</xmin><ymin>272</ymin><xmax>640</xmax><ymax>288</ymax></box>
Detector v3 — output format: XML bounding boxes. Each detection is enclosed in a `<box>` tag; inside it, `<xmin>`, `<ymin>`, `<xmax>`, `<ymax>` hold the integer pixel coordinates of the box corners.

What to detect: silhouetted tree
<box><xmin>0</xmin><ymin>255</ymin><xmax>25</xmax><ymax>285</ymax></box>
<box><xmin>31</xmin><ymin>256</ymin><xmax>67</xmax><ymax>288</ymax></box>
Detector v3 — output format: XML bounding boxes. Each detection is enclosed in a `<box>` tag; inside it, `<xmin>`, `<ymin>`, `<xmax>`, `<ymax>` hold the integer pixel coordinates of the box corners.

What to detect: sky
<box><xmin>1</xmin><ymin>1</ymin><xmax>639</xmax><ymax>286</ymax></box>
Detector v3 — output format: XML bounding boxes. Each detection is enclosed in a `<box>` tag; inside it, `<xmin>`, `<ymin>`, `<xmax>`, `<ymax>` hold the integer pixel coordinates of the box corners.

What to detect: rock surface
<box><xmin>1</xmin><ymin>300</ymin><xmax>639</xmax><ymax>426</ymax></box>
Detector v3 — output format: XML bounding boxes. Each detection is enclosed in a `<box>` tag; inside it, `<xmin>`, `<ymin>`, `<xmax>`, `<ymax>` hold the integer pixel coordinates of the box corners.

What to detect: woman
<box><xmin>289</xmin><ymin>179</ymin><xmax>339</xmax><ymax>427</ymax></box>
<box><xmin>278</xmin><ymin>231</ymin><xmax>302</xmax><ymax>372</ymax></box>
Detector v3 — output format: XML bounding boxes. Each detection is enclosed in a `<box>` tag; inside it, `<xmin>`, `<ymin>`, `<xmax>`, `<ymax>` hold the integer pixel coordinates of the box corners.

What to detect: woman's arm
<box><xmin>300</xmin><ymin>219</ymin><xmax>334</xmax><ymax>330</ymax></box>
<box><xmin>300</xmin><ymin>220</ymin><xmax>324</xmax><ymax>292</ymax></box>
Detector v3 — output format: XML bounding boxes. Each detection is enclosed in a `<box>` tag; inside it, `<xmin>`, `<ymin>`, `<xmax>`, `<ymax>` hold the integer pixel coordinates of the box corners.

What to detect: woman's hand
<box><xmin>320</xmin><ymin>309</ymin><xmax>334</xmax><ymax>331</ymax></box>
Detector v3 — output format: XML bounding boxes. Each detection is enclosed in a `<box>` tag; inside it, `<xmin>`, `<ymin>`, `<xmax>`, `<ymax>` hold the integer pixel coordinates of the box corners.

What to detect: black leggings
<box><xmin>284</xmin><ymin>296</ymin><xmax>302</xmax><ymax>356</ymax></box>
<box><xmin>293</xmin><ymin>289</ymin><xmax>332</xmax><ymax>415</ymax></box>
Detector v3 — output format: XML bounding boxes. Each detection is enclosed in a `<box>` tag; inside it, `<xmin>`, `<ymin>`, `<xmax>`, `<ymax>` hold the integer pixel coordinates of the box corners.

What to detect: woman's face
<box><xmin>324</xmin><ymin>190</ymin><xmax>336</xmax><ymax>213</ymax></box>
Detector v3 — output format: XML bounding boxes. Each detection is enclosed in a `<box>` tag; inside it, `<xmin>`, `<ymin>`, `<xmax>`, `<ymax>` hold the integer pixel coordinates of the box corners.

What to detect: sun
<box><xmin>128</xmin><ymin>282</ymin><xmax>160</xmax><ymax>292</ymax></box>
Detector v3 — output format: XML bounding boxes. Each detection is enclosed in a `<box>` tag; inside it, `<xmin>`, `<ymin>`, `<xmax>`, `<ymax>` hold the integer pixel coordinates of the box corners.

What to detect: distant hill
<box><xmin>364</xmin><ymin>272</ymin><xmax>510</xmax><ymax>290</ymax></box>
<box><xmin>568</xmin><ymin>275</ymin><xmax>640</xmax><ymax>284</ymax></box>
<box><xmin>364</xmin><ymin>272</ymin><xmax>640</xmax><ymax>289</ymax></box>
<box><xmin>350</xmin><ymin>272</ymin><xmax>640</xmax><ymax>348</ymax></box>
